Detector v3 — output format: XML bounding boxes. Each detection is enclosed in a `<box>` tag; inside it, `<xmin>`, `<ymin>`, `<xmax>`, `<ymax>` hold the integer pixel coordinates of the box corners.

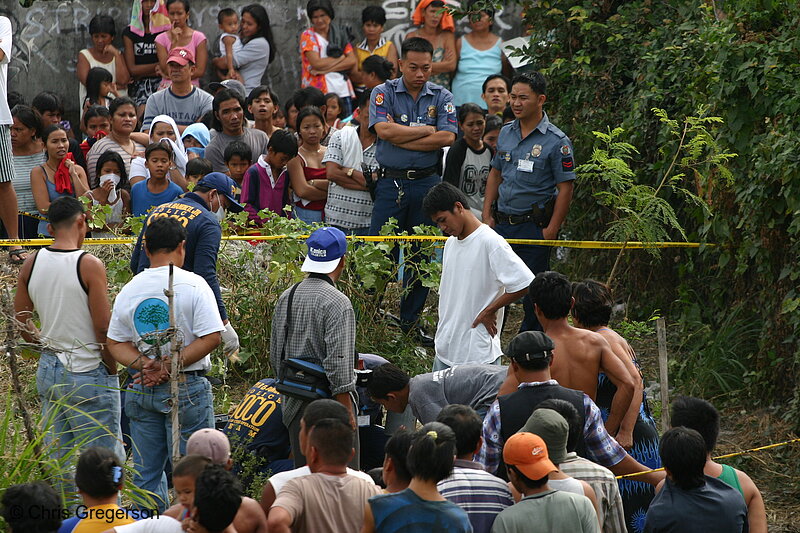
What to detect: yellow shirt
<box><xmin>73</xmin><ymin>504</ymin><xmax>135</xmax><ymax>533</ymax></box>
<box><xmin>356</xmin><ymin>37</ymin><xmax>393</xmax><ymax>69</ymax></box>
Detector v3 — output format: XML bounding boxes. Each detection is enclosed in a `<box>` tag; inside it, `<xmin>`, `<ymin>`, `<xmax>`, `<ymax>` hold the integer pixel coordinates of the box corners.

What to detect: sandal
<box><xmin>8</xmin><ymin>248</ymin><xmax>29</xmax><ymax>265</ymax></box>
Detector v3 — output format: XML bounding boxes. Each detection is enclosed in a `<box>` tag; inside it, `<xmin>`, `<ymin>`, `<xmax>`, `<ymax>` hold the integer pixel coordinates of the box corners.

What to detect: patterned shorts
<box><xmin>129</xmin><ymin>77</ymin><xmax>161</xmax><ymax>107</ymax></box>
<box><xmin>0</xmin><ymin>125</ymin><xmax>13</xmax><ymax>183</ymax></box>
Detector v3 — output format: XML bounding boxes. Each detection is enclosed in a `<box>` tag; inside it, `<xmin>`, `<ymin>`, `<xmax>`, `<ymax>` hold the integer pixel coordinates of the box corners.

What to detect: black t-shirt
<box><xmin>123</xmin><ymin>27</ymin><xmax>160</xmax><ymax>65</ymax></box>
<box><xmin>224</xmin><ymin>378</ymin><xmax>291</xmax><ymax>460</ymax></box>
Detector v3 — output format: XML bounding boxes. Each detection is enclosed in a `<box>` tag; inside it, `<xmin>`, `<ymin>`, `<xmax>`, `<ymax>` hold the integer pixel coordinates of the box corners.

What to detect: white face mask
<box><xmin>215</xmin><ymin>206</ymin><xmax>225</xmax><ymax>222</ymax></box>
<box><xmin>99</xmin><ymin>173</ymin><xmax>120</xmax><ymax>203</ymax></box>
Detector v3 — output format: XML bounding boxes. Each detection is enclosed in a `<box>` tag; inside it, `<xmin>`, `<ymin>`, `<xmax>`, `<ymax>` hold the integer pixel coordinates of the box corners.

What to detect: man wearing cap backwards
<box><xmin>478</xmin><ymin>331</ymin><xmax>664</xmax><ymax>486</ymax></box>
<box><xmin>142</xmin><ymin>47</ymin><xmax>213</xmax><ymax>133</ymax></box>
<box><xmin>492</xmin><ymin>432</ymin><xmax>600</xmax><ymax>533</ymax></box>
<box><xmin>109</xmin><ymin>217</ymin><xmax>225</xmax><ymax>511</ymax></box>
<box><xmin>269</xmin><ymin>227</ymin><xmax>360</xmax><ymax>469</ymax></box>
<box><xmin>131</xmin><ymin>172</ymin><xmax>244</xmax><ymax>360</ymax></box>
<box><xmin>205</xmin><ymin>88</ymin><xmax>270</xmax><ymax>173</ymax></box>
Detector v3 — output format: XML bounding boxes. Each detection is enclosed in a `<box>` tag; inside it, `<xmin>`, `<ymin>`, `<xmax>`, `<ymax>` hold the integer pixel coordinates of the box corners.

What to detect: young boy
<box><xmin>223</xmin><ymin>140</ymin><xmax>252</xmax><ymax>192</ymax></box>
<box><xmin>80</xmin><ymin>105</ymin><xmax>111</xmax><ymax>157</ymax></box>
<box><xmin>241</xmin><ymin>130</ymin><xmax>297</xmax><ymax>225</ymax></box>
<box><xmin>217</xmin><ymin>8</ymin><xmax>242</xmax><ymax>81</ymax></box>
<box><xmin>248</xmin><ymin>86</ymin><xmax>281</xmax><ymax>137</ymax></box>
<box><xmin>130</xmin><ymin>142</ymin><xmax>183</xmax><ymax>216</ymax></box>
<box><xmin>354</xmin><ymin>6</ymin><xmax>398</xmax><ymax>94</ymax></box>
<box><xmin>186</xmin><ymin>157</ymin><xmax>213</xmax><ymax>187</ymax></box>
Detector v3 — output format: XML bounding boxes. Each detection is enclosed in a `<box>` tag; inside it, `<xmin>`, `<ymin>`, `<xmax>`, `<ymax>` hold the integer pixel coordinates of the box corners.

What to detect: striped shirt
<box><xmin>437</xmin><ymin>459</ymin><xmax>514</xmax><ymax>533</ymax></box>
<box><xmin>269</xmin><ymin>276</ymin><xmax>357</xmax><ymax>424</ymax></box>
<box><xmin>12</xmin><ymin>151</ymin><xmax>45</xmax><ymax>212</ymax></box>
<box><xmin>559</xmin><ymin>452</ymin><xmax>626</xmax><ymax>533</ymax></box>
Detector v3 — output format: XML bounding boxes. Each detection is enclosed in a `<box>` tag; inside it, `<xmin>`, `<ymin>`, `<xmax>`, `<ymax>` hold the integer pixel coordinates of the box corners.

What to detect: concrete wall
<box><xmin>1</xmin><ymin>0</ymin><xmax>522</xmax><ymax>126</ymax></box>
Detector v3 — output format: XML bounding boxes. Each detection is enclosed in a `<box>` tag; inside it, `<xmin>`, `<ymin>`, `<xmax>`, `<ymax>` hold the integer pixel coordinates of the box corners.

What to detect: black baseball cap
<box><xmin>506</xmin><ymin>331</ymin><xmax>555</xmax><ymax>362</ymax></box>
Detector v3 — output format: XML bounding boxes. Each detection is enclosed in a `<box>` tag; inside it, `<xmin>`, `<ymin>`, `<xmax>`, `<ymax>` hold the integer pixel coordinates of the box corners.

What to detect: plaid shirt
<box><xmin>560</xmin><ymin>452</ymin><xmax>627</xmax><ymax>533</ymax></box>
<box><xmin>269</xmin><ymin>277</ymin><xmax>357</xmax><ymax>424</ymax></box>
<box><xmin>478</xmin><ymin>380</ymin><xmax>627</xmax><ymax>473</ymax></box>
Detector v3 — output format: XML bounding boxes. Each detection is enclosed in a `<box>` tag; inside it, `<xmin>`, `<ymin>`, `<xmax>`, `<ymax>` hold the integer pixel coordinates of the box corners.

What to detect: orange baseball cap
<box><xmin>503</xmin><ymin>432</ymin><xmax>558</xmax><ymax>480</ymax></box>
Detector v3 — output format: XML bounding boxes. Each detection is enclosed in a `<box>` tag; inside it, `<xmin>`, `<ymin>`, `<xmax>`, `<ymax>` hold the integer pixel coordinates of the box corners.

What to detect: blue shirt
<box><xmin>369</xmin><ymin>77</ymin><xmax>457</xmax><ymax>170</ymax></box>
<box><xmin>130</xmin><ymin>192</ymin><xmax>227</xmax><ymax>321</ymax></box>
<box><xmin>369</xmin><ymin>488</ymin><xmax>473</xmax><ymax>533</ymax></box>
<box><xmin>130</xmin><ymin>179</ymin><xmax>183</xmax><ymax>217</ymax></box>
<box><xmin>491</xmin><ymin>112</ymin><xmax>576</xmax><ymax>214</ymax></box>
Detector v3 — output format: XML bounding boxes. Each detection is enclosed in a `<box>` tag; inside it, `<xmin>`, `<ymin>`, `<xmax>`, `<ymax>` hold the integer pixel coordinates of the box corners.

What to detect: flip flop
<box><xmin>8</xmin><ymin>248</ymin><xmax>29</xmax><ymax>265</ymax></box>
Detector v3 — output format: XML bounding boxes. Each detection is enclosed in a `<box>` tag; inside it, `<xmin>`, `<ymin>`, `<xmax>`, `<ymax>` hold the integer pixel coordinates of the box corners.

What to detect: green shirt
<box><xmin>491</xmin><ymin>489</ymin><xmax>600</xmax><ymax>533</ymax></box>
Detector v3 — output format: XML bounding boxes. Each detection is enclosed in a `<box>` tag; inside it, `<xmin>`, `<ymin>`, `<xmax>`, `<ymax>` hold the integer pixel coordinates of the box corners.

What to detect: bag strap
<box><xmin>279</xmin><ymin>282</ymin><xmax>302</xmax><ymax>364</ymax></box>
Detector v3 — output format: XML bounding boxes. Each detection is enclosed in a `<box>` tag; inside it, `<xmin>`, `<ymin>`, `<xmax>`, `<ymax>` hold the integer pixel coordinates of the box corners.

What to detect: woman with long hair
<box><xmin>76</xmin><ymin>14</ymin><xmax>130</xmax><ymax>110</ymax></box>
<box><xmin>86</xmin><ymin>97</ymin><xmax>146</xmax><ymax>188</ymax></box>
<box><xmin>9</xmin><ymin>105</ymin><xmax>45</xmax><ymax>239</ymax></box>
<box><xmin>30</xmin><ymin>125</ymin><xmax>90</xmax><ymax>236</ymax></box>
<box><xmin>287</xmin><ymin>106</ymin><xmax>328</xmax><ymax>224</ymax></box>
<box><xmin>211</xmin><ymin>4</ymin><xmax>275</xmax><ymax>93</ymax></box>
<box><xmin>86</xmin><ymin>151</ymin><xmax>131</xmax><ymax>237</ymax></box>
<box><xmin>82</xmin><ymin>67</ymin><xmax>118</xmax><ymax>118</ymax></box>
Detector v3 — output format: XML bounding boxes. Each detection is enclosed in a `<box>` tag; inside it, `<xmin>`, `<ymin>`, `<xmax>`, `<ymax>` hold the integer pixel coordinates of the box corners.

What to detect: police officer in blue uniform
<box><xmin>369</xmin><ymin>37</ymin><xmax>457</xmax><ymax>343</ymax></box>
<box><xmin>131</xmin><ymin>172</ymin><xmax>244</xmax><ymax>357</ymax></box>
<box><xmin>482</xmin><ymin>72</ymin><xmax>576</xmax><ymax>332</ymax></box>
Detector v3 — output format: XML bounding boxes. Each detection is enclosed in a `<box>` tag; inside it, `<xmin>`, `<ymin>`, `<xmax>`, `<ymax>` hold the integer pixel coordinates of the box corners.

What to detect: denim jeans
<box><xmin>293</xmin><ymin>205</ymin><xmax>324</xmax><ymax>224</ymax></box>
<box><xmin>36</xmin><ymin>353</ymin><xmax>124</xmax><ymax>464</ymax></box>
<box><xmin>125</xmin><ymin>374</ymin><xmax>213</xmax><ymax>511</ymax></box>
<box><xmin>369</xmin><ymin>174</ymin><xmax>439</xmax><ymax>326</ymax></box>
<box><xmin>494</xmin><ymin>221</ymin><xmax>550</xmax><ymax>332</ymax></box>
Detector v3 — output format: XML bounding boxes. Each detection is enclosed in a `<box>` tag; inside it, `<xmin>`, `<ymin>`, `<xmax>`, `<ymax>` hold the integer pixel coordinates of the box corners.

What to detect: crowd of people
<box><xmin>0</xmin><ymin>1</ymin><xmax>767</xmax><ymax>532</ymax></box>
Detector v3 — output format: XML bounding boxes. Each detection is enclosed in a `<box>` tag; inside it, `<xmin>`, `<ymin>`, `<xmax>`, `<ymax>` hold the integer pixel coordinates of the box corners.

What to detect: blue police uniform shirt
<box><xmin>369</xmin><ymin>77</ymin><xmax>457</xmax><ymax>170</ymax></box>
<box><xmin>491</xmin><ymin>112</ymin><xmax>576</xmax><ymax>215</ymax></box>
<box><xmin>130</xmin><ymin>192</ymin><xmax>227</xmax><ymax>321</ymax></box>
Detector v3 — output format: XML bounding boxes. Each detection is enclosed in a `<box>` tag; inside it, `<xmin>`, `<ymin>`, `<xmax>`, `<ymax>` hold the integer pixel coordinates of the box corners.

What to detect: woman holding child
<box><xmin>212</xmin><ymin>5</ymin><xmax>275</xmax><ymax>93</ymax></box>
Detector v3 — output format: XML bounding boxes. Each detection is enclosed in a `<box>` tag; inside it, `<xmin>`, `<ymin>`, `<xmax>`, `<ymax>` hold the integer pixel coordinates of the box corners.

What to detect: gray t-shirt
<box><xmin>141</xmin><ymin>87</ymin><xmax>213</xmax><ymax>131</ymax></box>
<box><xmin>408</xmin><ymin>364</ymin><xmax>508</xmax><ymax>423</ymax></box>
<box><xmin>492</xmin><ymin>490</ymin><xmax>600</xmax><ymax>533</ymax></box>
<box><xmin>205</xmin><ymin>127</ymin><xmax>270</xmax><ymax>173</ymax></box>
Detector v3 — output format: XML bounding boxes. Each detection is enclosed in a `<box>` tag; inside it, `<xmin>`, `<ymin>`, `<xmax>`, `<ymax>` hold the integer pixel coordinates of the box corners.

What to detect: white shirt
<box><xmin>268</xmin><ymin>465</ymin><xmax>375</xmax><ymax>495</ymax></box>
<box><xmin>115</xmin><ymin>515</ymin><xmax>183</xmax><ymax>533</ymax></box>
<box><xmin>0</xmin><ymin>17</ymin><xmax>13</xmax><ymax>124</ymax></box>
<box><xmin>435</xmin><ymin>224</ymin><xmax>535</xmax><ymax>366</ymax></box>
<box><xmin>313</xmin><ymin>31</ymin><xmax>350</xmax><ymax>98</ymax></box>
<box><xmin>108</xmin><ymin>265</ymin><xmax>224</xmax><ymax>371</ymax></box>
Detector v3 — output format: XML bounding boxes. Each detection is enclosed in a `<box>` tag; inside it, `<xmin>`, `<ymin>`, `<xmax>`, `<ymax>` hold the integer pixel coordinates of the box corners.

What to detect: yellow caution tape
<box><xmin>616</xmin><ymin>437</ymin><xmax>800</xmax><ymax>479</ymax></box>
<box><xmin>0</xmin><ymin>235</ymin><xmax>715</xmax><ymax>249</ymax></box>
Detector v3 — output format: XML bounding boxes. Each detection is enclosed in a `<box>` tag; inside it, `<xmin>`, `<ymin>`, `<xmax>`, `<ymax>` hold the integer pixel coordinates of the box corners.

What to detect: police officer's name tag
<box><xmin>358</xmin><ymin>415</ymin><xmax>371</xmax><ymax>427</ymax></box>
<box><xmin>409</xmin><ymin>122</ymin><xmax>427</xmax><ymax>127</ymax></box>
<box><xmin>517</xmin><ymin>159</ymin><xmax>534</xmax><ymax>172</ymax></box>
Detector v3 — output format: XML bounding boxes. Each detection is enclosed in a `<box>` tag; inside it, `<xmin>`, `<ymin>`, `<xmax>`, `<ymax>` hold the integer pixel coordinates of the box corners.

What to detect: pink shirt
<box><xmin>155</xmin><ymin>29</ymin><xmax>207</xmax><ymax>86</ymax></box>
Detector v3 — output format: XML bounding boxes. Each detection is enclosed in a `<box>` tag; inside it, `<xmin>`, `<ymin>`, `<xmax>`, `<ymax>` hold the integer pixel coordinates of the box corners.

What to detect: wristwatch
<box><xmin>346</xmin><ymin>167</ymin><xmax>355</xmax><ymax>177</ymax></box>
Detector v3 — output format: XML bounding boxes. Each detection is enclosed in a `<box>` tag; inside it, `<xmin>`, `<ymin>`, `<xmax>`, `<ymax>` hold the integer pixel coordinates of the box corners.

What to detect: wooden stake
<box><xmin>165</xmin><ymin>263</ymin><xmax>181</xmax><ymax>464</ymax></box>
<box><xmin>656</xmin><ymin>317</ymin><xmax>670</xmax><ymax>431</ymax></box>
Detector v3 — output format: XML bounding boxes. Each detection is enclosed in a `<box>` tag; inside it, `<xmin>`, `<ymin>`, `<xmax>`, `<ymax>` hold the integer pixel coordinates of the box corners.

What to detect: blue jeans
<box><xmin>495</xmin><ymin>221</ymin><xmax>550</xmax><ymax>332</ymax></box>
<box><xmin>369</xmin><ymin>174</ymin><xmax>439</xmax><ymax>326</ymax></box>
<box><xmin>36</xmin><ymin>353</ymin><xmax>124</xmax><ymax>464</ymax></box>
<box><xmin>293</xmin><ymin>205</ymin><xmax>324</xmax><ymax>224</ymax></box>
<box><xmin>125</xmin><ymin>374</ymin><xmax>213</xmax><ymax>511</ymax></box>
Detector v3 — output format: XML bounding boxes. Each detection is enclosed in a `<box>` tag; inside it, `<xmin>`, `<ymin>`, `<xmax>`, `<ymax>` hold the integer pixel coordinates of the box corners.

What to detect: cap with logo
<box><xmin>301</xmin><ymin>227</ymin><xmax>347</xmax><ymax>274</ymax></box>
<box><xmin>506</xmin><ymin>331</ymin><xmax>555</xmax><ymax>362</ymax></box>
<box><xmin>196</xmin><ymin>172</ymin><xmax>244</xmax><ymax>212</ymax></box>
<box><xmin>167</xmin><ymin>47</ymin><xmax>195</xmax><ymax>66</ymax></box>
<box><xmin>503</xmin><ymin>432</ymin><xmax>558</xmax><ymax>480</ymax></box>
<box><xmin>209</xmin><ymin>79</ymin><xmax>247</xmax><ymax>100</ymax></box>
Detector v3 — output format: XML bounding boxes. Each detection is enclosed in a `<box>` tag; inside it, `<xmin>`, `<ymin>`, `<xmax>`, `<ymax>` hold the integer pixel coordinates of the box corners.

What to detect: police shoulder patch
<box><xmin>444</xmin><ymin>102</ymin><xmax>455</xmax><ymax>114</ymax></box>
<box><xmin>375</xmin><ymin>93</ymin><xmax>384</xmax><ymax>106</ymax></box>
<box><xmin>561</xmin><ymin>144</ymin><xmax>571</xmax><ymax>156</ymax></box>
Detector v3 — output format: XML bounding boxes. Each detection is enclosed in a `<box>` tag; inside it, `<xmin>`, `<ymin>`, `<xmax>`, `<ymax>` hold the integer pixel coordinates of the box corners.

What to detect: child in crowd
<box><xmin>241</xmin><ymin>129</ymin><xmax>298</xmax><ymax>225</ymax></box>
<box><xmin>324</xmin><ymin>92</ymin><xmax>344</xmax><ymax>130</ymax></box>
<box><xmin>82</xmin><ymin>67</ymin><xmax>117</xmax><ymax>118</ymax></box>
<box><xmin>165</xmin><ymin>454</ymin><xmax>211</xmax><ymax>522</ymax></box>
<box><xmin>483</xmin><ymin>114</ymin><xmax>502</xmax><ymax>152</ymax></box>
<box><xmin>186</xmin><ymin>157</ymin><xmax>213</xmax><ymax>186</ymax></box>
<box><xmin>284</xmin><ymin>97</ymin><xmax>298</xmax><ymax>132</ymax></box>
<box><xmin>58</xmin><ymin>447</ymin><xmax>137</xmax><ymax>532</ymax></box>
<box><xmin>273</xmin><ymin>106</ymin><xmax>287</xmax><ymax>130</ymax></box>
<box><xmin>86</xmin><ymin>151</ymin><xmax>131</xmax><ymax>237</ymax></box>
<box><xmin>363</xmin><ymin>423</ymin><xmax>472</xmax><ymax>533</ymax></box>
<box><xmin>354</xmin><ymin>6</ymin><xmax>398</xmax><ymax>94</ymax></box>
<box><xmin>223</xmin><ymin>140</ymin><xmax>253</xmax><ymax>191</ymax></box>
<box><xmin>288</xmin><ymin>106</ymin><xmax>328</xmax><ymax>224</ymax></box>
<box><xmin>182</xmin><ymin>122</ymin><xmax>211</xmax><ymax>159</ymax></box>
<box><xmin>217</xmin><ymin>8</ymin><xmax>242</xmax><ymax>81</ymax></box>
<box><xmin>80</xmin><ymin>106</ymin><xmax>111</xmax><ymax>158</ymax></box>
<box><xmin>247</xmin><ymin>86</ymin><xmax>282</xmax><ymax>137</ymax></box>
<box><xmin>443</xmin><ymin>103</ymin><xmax>492</xmax><ymax>220</ymax></box>
<box><xmin>130</xmin><ymin>141</ymin><xmax>183</xmax><ymax>216</ymax></box>
<box><xmin>77</xmin><ymin>14</ymin><xmax>129</xmax><ymax>112</ymax></box>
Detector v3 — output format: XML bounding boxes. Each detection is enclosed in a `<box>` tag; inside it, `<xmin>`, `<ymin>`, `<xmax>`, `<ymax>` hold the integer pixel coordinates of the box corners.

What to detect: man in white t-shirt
<box><xmin>108</xmin><ymin>217</ymin><xmax>224</xmax><ymax>511</ymax></box>
<box><xmin>0</xmin><ymin>16</ymin><xmax>27</xmax><ymax>264</ymax></box>
<box><xmin>422</xmin><ymin>182</ymin><xmax>535</xmax><ymax>370</ymax></box>
<box><xmin>259</xmin><ymin>399</ymin><xmax>375</xmax><ymax>516</ymax></box>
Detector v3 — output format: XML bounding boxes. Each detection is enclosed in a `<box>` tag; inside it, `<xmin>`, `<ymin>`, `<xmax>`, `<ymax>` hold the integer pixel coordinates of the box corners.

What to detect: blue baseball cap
<box><xmin>301</xmin><ymin>227</ymin><xmax>348</xmax><ymax>274</ymax></box>
<box><xmin>197</xmin><ymin>172</ymin><xmax>244</xmax><ymax>212</ymax></box>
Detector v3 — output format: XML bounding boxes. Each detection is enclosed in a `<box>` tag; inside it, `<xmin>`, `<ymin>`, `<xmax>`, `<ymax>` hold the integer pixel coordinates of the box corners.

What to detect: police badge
<box><xmin>427</xmin><ymin>105</ymin><xmax>437</xmax><ymax>118</ymax></box>
<box><xmin>531</xmin><ymin>144</ymin><xmax>543</xmax><ymax>158</ymax></box>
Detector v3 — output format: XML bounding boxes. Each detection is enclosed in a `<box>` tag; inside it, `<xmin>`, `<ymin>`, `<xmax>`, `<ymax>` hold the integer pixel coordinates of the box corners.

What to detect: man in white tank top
<box><xmin>14</xmin><ymin>196</ymin><xmax>124</xmax><ymax>465</ymax></box>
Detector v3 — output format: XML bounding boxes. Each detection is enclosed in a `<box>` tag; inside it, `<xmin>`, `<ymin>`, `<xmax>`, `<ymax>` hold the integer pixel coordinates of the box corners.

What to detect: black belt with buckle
<box><xmin>182</xmin><ymin>369</ymin><xmax>207</xmax><ymax>377</ymax></box>
<box><xmin>495</xmin><ymin>211</ymin><xmax>537</xmax><ymax>225</ymax></box>
<box><xmin>381</xmin><ymin>166</ymin><xmax>438</xmax><ymax>180</ymax></box>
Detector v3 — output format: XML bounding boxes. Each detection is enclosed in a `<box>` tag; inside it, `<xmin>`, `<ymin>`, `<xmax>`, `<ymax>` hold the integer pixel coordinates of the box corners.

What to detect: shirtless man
<box><xmin>528</xmin><ymin>271</ymin><xmax>635</xmax><ymax>436</ymax></box>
